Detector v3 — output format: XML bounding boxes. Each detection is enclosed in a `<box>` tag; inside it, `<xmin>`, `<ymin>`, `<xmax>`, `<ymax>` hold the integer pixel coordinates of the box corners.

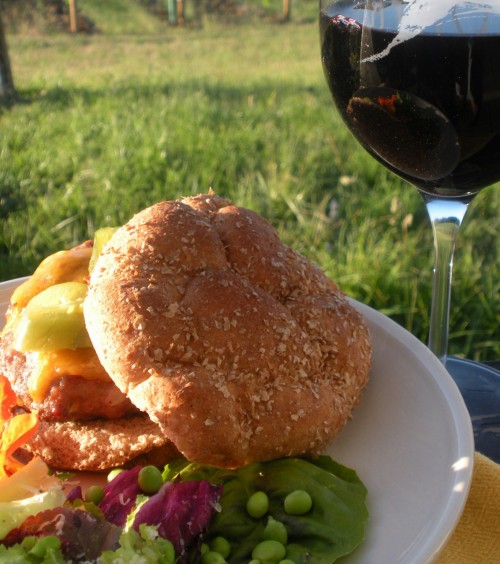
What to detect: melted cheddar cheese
<box><xmin>29</xmin><ymin>348</ymin><xmax>109</xmax><ymax>404</ymax></box>
<box><xmin>4</xmin><ymin>241</ymin><xmax>112</xmax><ymax>403</ymax></box>
<box><xmin>11</xmin><ymin>243</ymin><xmax>93</xmax><ymax>310</ymax></box>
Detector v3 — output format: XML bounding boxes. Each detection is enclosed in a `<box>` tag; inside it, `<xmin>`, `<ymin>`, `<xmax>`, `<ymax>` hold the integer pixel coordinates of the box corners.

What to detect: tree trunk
<box><xmin>0</xmin><ymin>10</ymin><xmax>15</xmax><ymax>103</ymax></box>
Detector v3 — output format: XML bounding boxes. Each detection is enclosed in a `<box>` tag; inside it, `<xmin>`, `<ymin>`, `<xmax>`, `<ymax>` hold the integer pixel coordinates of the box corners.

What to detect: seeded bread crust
<box><xmin>84</xmin><ymin>194</ymin><xmax>372</xmax><ymax>468</ymax></box>
<box><xmin>24</xmin><ymin>415</ymin><xmax>178</xmax><ymax>471</ymax></box>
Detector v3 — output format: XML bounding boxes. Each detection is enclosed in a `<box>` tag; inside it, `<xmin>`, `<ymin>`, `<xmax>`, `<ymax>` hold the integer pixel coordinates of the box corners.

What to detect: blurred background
<box><xmin>0</xmin><ymin>0</ymin><xmax>498</xmax><ymax>360</ymax></box>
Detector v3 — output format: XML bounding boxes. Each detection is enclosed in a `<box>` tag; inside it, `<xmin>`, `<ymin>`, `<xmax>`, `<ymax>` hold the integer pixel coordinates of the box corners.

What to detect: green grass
<box><xmin>0</xmin><ymin>2</ymin><xmax>498</xmax><ymax>361</ymax></box>
<box><xmin>78</xmin><ymin>0</ymin><xmax>168</xmax><ymax>34</ymax></box>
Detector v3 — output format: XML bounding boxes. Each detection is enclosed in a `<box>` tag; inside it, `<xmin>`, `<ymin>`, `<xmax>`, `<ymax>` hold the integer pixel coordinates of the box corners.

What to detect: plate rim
<box><xmin>349</xmin><ymin>298</ymin><xmax>474</xmax><ymax>563</ymax></box>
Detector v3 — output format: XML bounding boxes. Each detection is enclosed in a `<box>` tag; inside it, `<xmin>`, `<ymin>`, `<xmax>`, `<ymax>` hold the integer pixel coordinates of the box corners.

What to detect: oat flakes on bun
<box><xmin>84</xmin><ymin>193</ymin><xmax>372</xmax><ymax>469</ymax></box>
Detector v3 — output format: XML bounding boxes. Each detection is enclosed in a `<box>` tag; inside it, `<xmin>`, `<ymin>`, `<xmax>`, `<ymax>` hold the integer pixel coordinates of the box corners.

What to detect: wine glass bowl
<box><xmin>319</xmin><ymin>0</ymin><xmax>500</xmax><ymax>361</ymax></box>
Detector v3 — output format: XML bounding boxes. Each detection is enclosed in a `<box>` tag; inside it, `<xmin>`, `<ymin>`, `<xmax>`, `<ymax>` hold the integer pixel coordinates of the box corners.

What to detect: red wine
<box><xmin>320</xmin><ymin>3</ymin><xmax>500</xmax><ymax>199</ymax></box>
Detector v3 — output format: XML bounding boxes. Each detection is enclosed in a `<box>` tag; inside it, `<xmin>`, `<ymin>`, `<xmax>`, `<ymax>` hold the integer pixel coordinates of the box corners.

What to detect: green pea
<box><xmin>201</xmin><ymin>550</ymin><xmax>227</xmax><ymax>564</ymax></box>
<box><xmin>138</xmin><ymin>465</ymin><xmax>163</xmax><ymax>494</ymax></box>
<box><xmin>263</xmin><ymin>517</ymin><xmax>288</xmax><ymax>545</ymax></box>
<box><xmin>107</xmin><ymin>468</ymin><xmax>123</xmax><ymax>482</ymax></box>
<box><xmin>246</xmin><ymin>491</ymin><xmax>269</xmax><ymax>518</ymax></box>
<box><xmin>248</xmin><ymin>560</ymin><xmax>261</xmax><ymax>564</ymax></box>
<box><xmin>29</xmin><ymin>535</ymin><xmax>61</xmax><ymax>558</ymax></box>
<box><xmin>210</xmin><ymin>536</ymin><xmax>231</xmax><ymax>559</ymax></box>
<box><xmin>84</xmin><ymin>485</ymin><xmax>105</xmax><ymax>504</ymax></box>
<box><xmin>252</xmin><ymin>540</ymin><xmax>286</xmax><ymax>562</ymax></box>
<box><xmin>284</xmin><ymin>490</ymin><xmax>312</xmax><ymax>515</ymax></box>
<box><xmin>279</xmin><ymin>560</ymin><xmax>296</xmax><ymax>564</ymax></box>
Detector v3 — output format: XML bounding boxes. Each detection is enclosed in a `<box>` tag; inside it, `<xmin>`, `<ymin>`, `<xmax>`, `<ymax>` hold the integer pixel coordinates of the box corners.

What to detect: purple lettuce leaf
<box><xmin>66</xmin><ymin>485</ymin><xmax>83</xmax><ymax>503</ymax></box>
<box><xmin>99</xmin><ymin>466</ymin><xmax>142</xmax><ymax>526</ymax></box>
<box><xmin>132</xmin><ymin>479</ymin><xmax>223</xmax><ymax>556</ymax></box>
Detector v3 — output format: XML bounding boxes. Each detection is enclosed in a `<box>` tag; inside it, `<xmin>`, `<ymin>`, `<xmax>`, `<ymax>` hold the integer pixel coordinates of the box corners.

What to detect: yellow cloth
<box><xmin>437</xmin><ymin>452</ymin><xmax>500</xmax><ymax>564</ymax></box>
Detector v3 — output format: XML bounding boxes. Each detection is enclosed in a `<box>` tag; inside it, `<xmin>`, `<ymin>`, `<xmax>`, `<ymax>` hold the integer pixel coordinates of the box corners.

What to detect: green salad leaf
<box><xmin>0</xmin><ymin>535</ymin><xmax>64</xmax><ymax>563</ymax></box>
<box><xmin>99</xmin><ymin>524</ymin><xmax>175</xmax><ymax>564</ymax></box>
<box><xmin>163</xmin><ymin>456</ymin><xmax>369</xmax><ymax>563</ymax></box>
<box><xmin>0</xmin><ymin>525</ymin><xmax>174</xmax><ymax>564</ymax></box>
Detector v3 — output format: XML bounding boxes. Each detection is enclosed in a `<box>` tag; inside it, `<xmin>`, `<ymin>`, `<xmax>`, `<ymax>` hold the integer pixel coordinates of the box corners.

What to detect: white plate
<box><xmin>0</xmin><ymin>277</ymin><xmax>474</xmax><ymax>564</ymax></box>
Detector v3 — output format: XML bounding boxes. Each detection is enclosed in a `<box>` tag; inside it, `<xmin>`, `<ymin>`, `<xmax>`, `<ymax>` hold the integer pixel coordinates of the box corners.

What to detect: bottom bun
<box><xmin>23</xmin><ymin>415</ymin><xmax>179</xmax><ymax>472</ymax></box>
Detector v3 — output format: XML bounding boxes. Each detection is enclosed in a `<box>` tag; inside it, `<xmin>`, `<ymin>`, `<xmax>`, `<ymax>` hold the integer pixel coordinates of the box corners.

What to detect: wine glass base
<box><xmin>445</xmin><ymin>357</ymin><xmax>500</xmax><ymax>463</ymax></box>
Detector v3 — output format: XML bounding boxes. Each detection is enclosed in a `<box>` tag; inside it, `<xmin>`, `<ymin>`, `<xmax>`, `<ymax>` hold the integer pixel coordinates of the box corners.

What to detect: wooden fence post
<box><xmin>177</xmin><ymin>0</ymin><xmax>184</xmax><ymax>25</ymax></box>
<box><xmin>282</xmin><ymin>0</ymin><xmax>291</xmax><ymax>22</ymax></box>
<box><xmin>69</xmin><ymin>0</ymin><xmax>78</xmax><ymax>33</ymax></box>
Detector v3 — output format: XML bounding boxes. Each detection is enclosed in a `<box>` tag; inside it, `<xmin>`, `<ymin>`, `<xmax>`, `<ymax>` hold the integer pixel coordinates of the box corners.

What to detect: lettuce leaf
<box><xmin>2</xmin><ymin>506</ymin><xmax>121</xmax><ymax>562</ymax></box>
<box><xmin>0</xmin><ymin>488</ymin><xmax>66</xmax><ymax>541</ymax></box>
<box><xmin>0</xmin><ymin>524</ymin><xmax>174</xmax><ymax>564</ymax></box>
<box><xmin>99</xmin><ymin>467</ymin><xmax>142</xmax><ymax>526</ymax></box>
<box><xmin>163</xmin><ymin>456</ymin><xmax>368</xmax><ymax>563</ymax></box>
<box><xmin>132</xmin><ymin>480</ymin><xmax>223</xmax><ymax>559</ymax></box>
<box><xmin>99</xmin><ymin>523</ymin><xmax>175</xmax><ymax>564</ymax></box>
<box><xmin>0</xmin><ymin>536</ymin><xmax>64</xmax><ymax>563</ymax></box>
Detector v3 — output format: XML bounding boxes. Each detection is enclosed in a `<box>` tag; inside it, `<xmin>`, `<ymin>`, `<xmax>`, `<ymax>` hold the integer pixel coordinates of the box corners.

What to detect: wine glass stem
<box><xmin>424</xmin><ymin>198</ymin><xmax>470</xmax><ymax>363</ymax></box>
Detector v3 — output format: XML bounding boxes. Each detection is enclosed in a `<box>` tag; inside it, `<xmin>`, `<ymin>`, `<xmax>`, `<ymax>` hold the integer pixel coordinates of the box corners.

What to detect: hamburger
<box><xmin>0</xmin><ymin>193</ymin><xmax>371</xmax><ymax>471</ymax></box>
<box><xmin>0</xmin><ymin>244</ymin><xmax>178</xmax><ymax>471</ymax></box>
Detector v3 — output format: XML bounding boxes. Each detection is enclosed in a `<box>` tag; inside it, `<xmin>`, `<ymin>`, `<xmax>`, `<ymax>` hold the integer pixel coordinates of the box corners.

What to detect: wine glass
<box><xmin>319</xmin><ymin>0</ymin><xmax>500</xmax><ymax>364</ymax></box>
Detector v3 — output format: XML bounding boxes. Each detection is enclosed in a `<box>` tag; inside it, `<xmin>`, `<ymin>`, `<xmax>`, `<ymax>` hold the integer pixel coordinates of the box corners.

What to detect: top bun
<box><xmin>84</xmin><ymin>194</ymin><xmax>371</xmax><ymax>468</ymax></box>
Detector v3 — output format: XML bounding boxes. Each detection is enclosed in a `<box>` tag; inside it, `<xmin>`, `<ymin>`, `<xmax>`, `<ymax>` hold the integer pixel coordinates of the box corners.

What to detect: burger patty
<box><xmin>0</xmin><ymin>330</ymin><xmax>139</xmax><ymax>422</ymax></box>
<box><xmin>34</xmin><ymin>375</ymin><xmax>141</xmax><ymax>422</ymax></box>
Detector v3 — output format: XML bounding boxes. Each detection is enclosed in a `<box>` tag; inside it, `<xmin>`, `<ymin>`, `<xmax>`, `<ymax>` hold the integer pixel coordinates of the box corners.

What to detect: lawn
<box><xmin>0</xmin><ymin>1</ymin><xmax>498</xmax><ymax>360</ymax></box>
